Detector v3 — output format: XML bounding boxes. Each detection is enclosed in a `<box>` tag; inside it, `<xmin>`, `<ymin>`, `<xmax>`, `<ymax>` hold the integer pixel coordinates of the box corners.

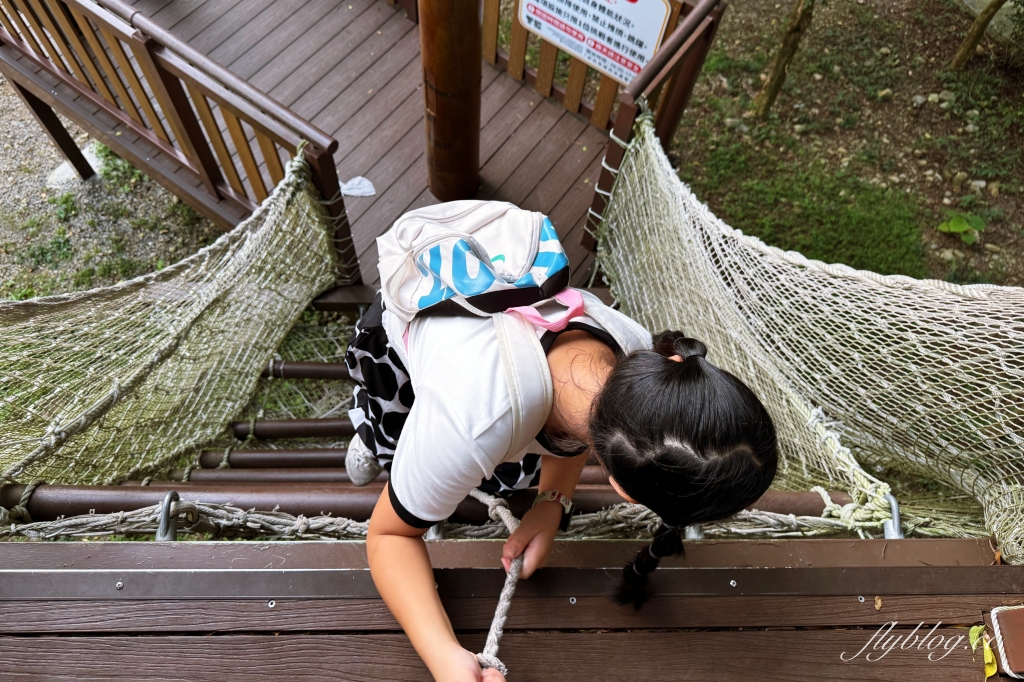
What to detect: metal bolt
<box><xmin>729</xmin><ymin>580</ymin><xmax>737</xmax><ymax>587</ymax></box>
<box><xmin>267</xmin><ymin>600</ymin><xmax>276</xmax><ymax>608</ymax></box>
<box><xmin>858</xmin><ymin>596</ymin><xmax>866</xmax><ymax>603</ymax></box>
<box><xmin>115</xmin><ymin>581</ymin><xmax>124</xmax><ymax>590</ymax></box>
<box><xmin>569</xmin><ymin>597</ymin><xmax>576</xmax><ymax>605</ymax></box>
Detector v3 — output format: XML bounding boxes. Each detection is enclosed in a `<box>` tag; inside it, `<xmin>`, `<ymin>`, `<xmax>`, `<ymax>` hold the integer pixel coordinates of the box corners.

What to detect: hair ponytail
<box><xmin>615</xmin><ymin>522</ymin><xmax>685</xmax><ymax>609</ymax></box>
<box><xmin>592</xmin><ymin>331</ymin><xmax>779</xmax><ymax>611</ymax></box>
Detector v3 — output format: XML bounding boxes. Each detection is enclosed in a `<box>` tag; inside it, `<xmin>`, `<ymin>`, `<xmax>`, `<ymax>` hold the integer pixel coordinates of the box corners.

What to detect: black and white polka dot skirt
<box><xmin>345</xmin><ymin>293</ymin><xmax>541</xmax><ymax>495</ymax></box>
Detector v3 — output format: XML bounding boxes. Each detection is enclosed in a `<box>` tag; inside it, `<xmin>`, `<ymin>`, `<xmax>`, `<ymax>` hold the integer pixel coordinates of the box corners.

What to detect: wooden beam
<box><xmin>8</xmin><ymin>79</ymin><xmax>94</xmax><ymax>179</ymax></box>
<box><xmin>0</xmin><ymin>631</ymin><xmax>985</xmax><ymax>681</ymax></box>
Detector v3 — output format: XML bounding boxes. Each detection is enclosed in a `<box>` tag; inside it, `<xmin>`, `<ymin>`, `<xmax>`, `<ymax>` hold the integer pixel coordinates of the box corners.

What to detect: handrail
<box><xmin>622</xmin><ymin>0</ymin><xmax>721</xmax><ymax>103</ymax></box>
<box><xmin>91</xmin><ymin>0</ymin><xmax>336</xmax><ymax>155</ymax></box>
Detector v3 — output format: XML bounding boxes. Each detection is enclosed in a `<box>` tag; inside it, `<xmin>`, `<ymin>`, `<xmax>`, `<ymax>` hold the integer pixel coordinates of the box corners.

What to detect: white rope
<box><xmin>467</xmin><ymin>488</ymin><xmax>522</xmax><ymax>676</ymax></box>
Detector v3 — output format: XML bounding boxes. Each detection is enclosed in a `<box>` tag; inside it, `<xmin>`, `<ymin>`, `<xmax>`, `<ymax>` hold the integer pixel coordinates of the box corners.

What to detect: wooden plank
<box><xmin>0</xmin><ymin>3</ymin><xmax>20</xmax><ymax>40</ymax></box>
<box><xmin>590</xmin><ymin>73</ymin><xmax>618</xmax><ymax>130</ymax></box>
<box><xmin>481</xmin><ymin>0</ymin><xmax>499</xmax><ymax>64</ymax></box>
<box><xmin>310</xmin><ymin>26</ymin><xmax>420</xmax><ymax>137</ymax></box>
<box><xmin>288</xmin><ymin>12</ymin><xmax>415</xmax><ymax>117</ymax></box>
<box><xmin>506</xmin><ymin>0</ymin><xmax>527</xmax><ymax>80</ymax></box>
<box><xmin>255</xmin><ymin>131</ymin><xmax>284</xmax><ymax>185</ymax></box>
<box><xmin>222</xmin><ymin>108</ymin><xmax>266</xmax><ymax>202</ymax></box>
<box><xmin>534</xmin><ymin>39</ymin><xmax>557</xmax><ymax>97</ymax></box>
<box><xmin>346</xmin><ymin>122</ymin><xmax>423</xmax><ymax>230</ymax></box>
<box><xmin>335</xmin><ymin>88</ymin><xmax>421</xmax><ymax>178</ymax></box>
<box><xmin>1</xmin><ymin>593</ymin><xmax>1006</xmax><ymax>634</ymax></box>
<box><xmin>0</xmin><ymin>631</ymin><xmax>984</xmax><ymax>681</ymax></box>
<box><xmin>493</xmin><ymin>111</ymin><xmax>587</xmax><ymax>206</ymax></box>
<box><xmin>522</xmin><ymin>124</ymin><xmax>605</xmax><ymax>215</ymax></box>
<box><xmin>186</xmin><ymin>0</ymin><xmax>277</xmax><ymax>56</ymax></box>
<box><xmin>226</xmin><ymin>0</ymin><xmax>346</xmax><ymax>80</ymax></box>
<box><xmin>23</xmin><ymin>0</ymin><xmax>79</xmax><ymax>77</ymax></box>
<box><xmin>551</xmin><ymin>152</ymin><xmax>603</xmax><ymax>268</ymax></box>
<box><xmin>249</xmin><ymin>0</ymin><xmax>387</xmax><ymax>94</ymax></box>
<box><xmin>189</xmin><ymin>85</ymin><xmax>244</xmax><ymax>195</ymax></box>
<box><xmin>562</xmin><ymin>56</ymin><xmax>588</xmax><ymax>114</ymax></box>
<box><xmin>207</xmin><ymin>0</ymin><xmax>315</xmax><ymax>68</ymax></box>
<box><xmin>13</xmin><ymin>0</ymin><xmax>61</xmax><ymax>66</ymax></box>
<box><xmin>99</xmin><ymin>25</ymin><xmax>172</xmax><ymax>143</ymax></box>
<box><xmin>68</xmin><ymin>6</ymin><xmax>144</xmax><ymax>124</ymax></box>
<box><xmin>329</xmin><ymin>55</ymin><xmax>420</xmax><ymax>162</ymax></box>
<box><xmin>0</xmin><ymin>0</ymin><xmax>47</xmax><ymax>57</ymax></box>
<box><xmin>477</xmin><ymin>97</ymin><xmax>563</xmax><ymax>200</ymax></box>
<box><xmin>45</xmin><ymin>0</ymin><xmax>117</xmax><ymax>105</ymax></box>
<box><xmin>155</xmin><ymin>0</ymin><xmax>245</xmax><ymax>42</ymax></box>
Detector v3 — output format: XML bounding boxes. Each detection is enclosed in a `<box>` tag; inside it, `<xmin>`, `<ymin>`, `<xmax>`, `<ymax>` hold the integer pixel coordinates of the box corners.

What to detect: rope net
<box><xmin>0</xmin><ymin>152</ymin><xmax>338</xmax><ymax>486</ymax></box>
<box><xmin>595</xmin><ymin>110</ymin><xmax>1024</xmax><ymax>561</ymax></box>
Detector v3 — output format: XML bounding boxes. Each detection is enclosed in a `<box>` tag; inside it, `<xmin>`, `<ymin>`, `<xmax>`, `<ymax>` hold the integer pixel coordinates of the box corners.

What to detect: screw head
<box><xmin>569</xmin><ymin>597</ymin><xmax>576</xmax><ymax>605</ymax></box>
<box><xmin>267</xmin><ymin>600</ymin><xmax>276</xmax><ymax>608</ymax></box>
<box><xmin>729</xmin><ymin>580</ymin><xmax>737</xmax><ymax>587</ymax></box>
<box><xmin>858</xmin><ymin>595</ymin><xmax>866</xmax><ymax>603</ymax></box>
<box><xmin>115</xmin><ymin>581</ymin><xmax>124</xmax><ymax>590</ymax></box>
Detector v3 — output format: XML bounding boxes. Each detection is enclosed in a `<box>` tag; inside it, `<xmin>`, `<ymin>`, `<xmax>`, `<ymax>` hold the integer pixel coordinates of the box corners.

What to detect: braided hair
<box><xmin>590</xmin><ymin>332</ymin><xmax>778</xmax><ymax>609</ymax></box>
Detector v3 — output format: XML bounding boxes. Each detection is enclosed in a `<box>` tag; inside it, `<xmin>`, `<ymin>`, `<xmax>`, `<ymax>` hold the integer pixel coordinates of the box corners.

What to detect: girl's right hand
<box><xmin>439</xmin><ymin>645</ymin><xmax>507</xmax><ymax>682</ymax></box>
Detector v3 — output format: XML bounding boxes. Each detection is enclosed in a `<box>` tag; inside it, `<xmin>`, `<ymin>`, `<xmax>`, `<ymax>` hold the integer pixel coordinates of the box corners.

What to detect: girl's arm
<box><xmin>367</xmin><ymin>483</ymin><xmax>505</xmax><ymax>682</ymax></box>
<box><xmin>501</xmin><ymin>450</ymin><xmax>589</xmax><ymax>577</ymax></box>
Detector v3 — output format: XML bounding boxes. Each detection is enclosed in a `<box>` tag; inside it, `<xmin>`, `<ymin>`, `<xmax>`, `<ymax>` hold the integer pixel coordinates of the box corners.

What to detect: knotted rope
<box><xmin>468</xmin><ymin>488</ymin><xmax>522</xmax><ymax>677</ymax></box>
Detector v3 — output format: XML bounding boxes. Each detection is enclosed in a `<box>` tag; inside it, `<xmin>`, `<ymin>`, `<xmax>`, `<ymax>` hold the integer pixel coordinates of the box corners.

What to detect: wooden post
<box><xmin>9</xmin><ymin>80</ymin><xmax>94</xmax><ymax>180</ymax></box>
<box><xmin>306</xmin><ymin>147</ymin><xmax>361</xmax><ymax>286</ymax></box>
<box><xmin>654</xmin><ymin>9</ymin><xmax>723</xmax><ymax>145</ymax></box>
<box><xmin>418</xmin><ymin>0</ymin><xmax>480</xmax><ymax>201</ymax></box>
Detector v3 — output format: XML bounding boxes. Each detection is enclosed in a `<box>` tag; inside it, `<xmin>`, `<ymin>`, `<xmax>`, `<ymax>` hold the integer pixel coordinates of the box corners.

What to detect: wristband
<box><xmin>534</xmin><ymin>490</ymin><xmax>575</xmax><ymax>531</ymax></box>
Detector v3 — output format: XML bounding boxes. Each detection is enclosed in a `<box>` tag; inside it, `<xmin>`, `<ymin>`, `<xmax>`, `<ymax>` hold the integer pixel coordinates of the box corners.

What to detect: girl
<box><xmin>346</xmin><ymin>201</ymin><xmax>778</xmax><ymax>681</ymax></box>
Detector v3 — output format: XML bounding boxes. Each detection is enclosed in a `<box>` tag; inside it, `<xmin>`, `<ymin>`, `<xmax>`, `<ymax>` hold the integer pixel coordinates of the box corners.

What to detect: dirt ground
<box><xmin>671</xmin><ymin>0</ymin><xmax>1023</xmax><ymax>285</ymax></box>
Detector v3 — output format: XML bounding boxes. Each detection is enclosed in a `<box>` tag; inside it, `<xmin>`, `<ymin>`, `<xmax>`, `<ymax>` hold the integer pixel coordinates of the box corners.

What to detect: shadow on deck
<box><xmin>127</xmin><ymin>0</ymin><xmax>604</xmax><ymax>286</ymax></box>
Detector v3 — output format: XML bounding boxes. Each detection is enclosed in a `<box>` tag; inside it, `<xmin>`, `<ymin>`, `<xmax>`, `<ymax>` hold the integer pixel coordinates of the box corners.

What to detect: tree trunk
<box><xmin>753</xmin><ymin>0</ymin><xmax>816</xmax><ymax>120</ymax></box>
<box><xmin>950</xmin><ymin>0</ymin><xmax>1012</xmax><ymax>70</ymax></box>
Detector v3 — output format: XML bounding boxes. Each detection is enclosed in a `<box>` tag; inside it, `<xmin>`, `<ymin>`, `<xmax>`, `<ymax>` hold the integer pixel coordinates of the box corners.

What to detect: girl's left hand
<box><xmin>501</xmin><ymin>500</ymin><xmax>563</xmax><ymax>578</ymax></box>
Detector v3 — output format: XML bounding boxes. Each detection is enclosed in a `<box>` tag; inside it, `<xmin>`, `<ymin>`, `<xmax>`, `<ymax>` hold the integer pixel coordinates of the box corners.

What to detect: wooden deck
<box><xmin>124</xmin><ymin>0</ymin><xmax>605</xmax><ymax>286</ymax></box>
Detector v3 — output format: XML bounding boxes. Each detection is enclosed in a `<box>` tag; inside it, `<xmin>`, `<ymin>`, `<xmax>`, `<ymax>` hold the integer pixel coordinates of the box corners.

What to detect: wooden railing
<box><xmin>582</xmin><ymin>0</ymin><xmax>726</xmax><ymax>250</ymax></box>
<box><xmin>482</xmin><ymin>0</ymin><xmax>690</xmax><ymax>131</ymax></box>
<box><xmin>0</xmin><ymin>0</ymin><xmax>358</xmax><ymax>284</ymax></box>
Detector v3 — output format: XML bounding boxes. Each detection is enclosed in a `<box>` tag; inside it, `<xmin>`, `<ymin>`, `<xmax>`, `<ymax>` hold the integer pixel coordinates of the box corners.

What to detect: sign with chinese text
<box><xmin>518</xmin><ymin>0</ymin><xmax>672</xmax><ymax>85</ymax></box>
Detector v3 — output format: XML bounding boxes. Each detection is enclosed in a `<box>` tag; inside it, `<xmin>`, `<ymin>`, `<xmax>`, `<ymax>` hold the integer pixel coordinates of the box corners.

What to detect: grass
<box><xmin>680</xmin><ymin>139</ymin><xmax>927</xmax><ymax>277</ymax></box>
<box><xmin>22</xmin><ymin>227</ymin><xmax>74</xmax><ymax>269</ymax></box>
<box><xmin>48</xmin><ymin>193</ymin><xmax>77</xmax><ymax>222</ymax></box>
<box><xmin>94</xmin><ymin>143</ymin><xmax>147</xmax><ymax>192</ymax></box>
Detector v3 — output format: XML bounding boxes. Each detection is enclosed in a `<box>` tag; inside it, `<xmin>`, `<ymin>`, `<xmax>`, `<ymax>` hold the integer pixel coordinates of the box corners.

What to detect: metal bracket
<box><xmin>882</xmin><ymin>494</ymin><xmax>905</xmax><ymax>539</ymax></box>
<box><xmin>155</xmin><ymin>491</ymin><xmax>179</xmax><ymax>542</ymax></box>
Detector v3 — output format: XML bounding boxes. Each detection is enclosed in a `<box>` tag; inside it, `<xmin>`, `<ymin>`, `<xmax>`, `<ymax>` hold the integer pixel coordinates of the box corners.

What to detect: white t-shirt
<box><xmin>386</xmin><ymin>301</ymin><xmax>617</xmax><ymax>527</ymax></box>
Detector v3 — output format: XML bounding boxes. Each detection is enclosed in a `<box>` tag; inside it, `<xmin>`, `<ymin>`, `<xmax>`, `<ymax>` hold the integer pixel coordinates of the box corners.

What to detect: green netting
<box><xmin>0</xmin><ymin>152</ymin><xmax>337</xmax><ymax>485</ymax></box>
<box><xmin>594</xmin><ymin>109</ymin><xmax>1023</xmax><ymax>560</ymax></box>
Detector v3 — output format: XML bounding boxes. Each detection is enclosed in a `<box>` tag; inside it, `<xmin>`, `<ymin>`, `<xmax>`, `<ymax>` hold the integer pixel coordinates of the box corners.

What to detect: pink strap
<box><xmin>506</xmin><ymin>289</ymin><xmax>584</xmax><ymax>332</ymax></box>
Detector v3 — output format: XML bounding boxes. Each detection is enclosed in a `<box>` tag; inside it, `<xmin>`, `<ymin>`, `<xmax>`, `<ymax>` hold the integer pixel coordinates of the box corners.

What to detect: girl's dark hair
<box><xmin>590</xmin><ymin>331</ymin><xmax>778</xmax><ymax>608</ymax></box>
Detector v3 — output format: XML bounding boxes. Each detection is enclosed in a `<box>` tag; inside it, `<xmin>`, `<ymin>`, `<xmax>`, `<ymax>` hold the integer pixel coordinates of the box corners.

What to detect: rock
<box><xmin>917</xmin><ymin>159</ymin><xmax>928</xmax><ymax>167</ymax></box>
<box><xmin>967</xmin><ymin>109</ymin><xmax>980</xmax><ymax>118</ymax></box>
<box><xmin>911</xmin><ymin>95</ymin><xmax>927</xmax><ymax>108</ymax></box>
<box><xmin>888</xmin><ymin>175</ymin><xmax>901</xmax><ymax>184</ymax></box>
<box><xmin>813</xmin><ymin>73</ymin><xmax>823</xmax><ymax>81</ymax></box>
<box><xmin>989</xmin><ymin>183</ymin><xmax>1000</xmax><ymax>197</ymax></box>
<box><xmin>724</xmin><ymin>117</ymin><xmax>743</xmax><ymax>129</ymax></box>
<box><xmin>985</xmin><ymin>243</ymin><xmax>1001</xmax><ymax>253</ymax></box>
<box><xmin>940</xmin><ymin>102</ymin><xmax>952</xmax><ymax>110</ymax></box>
<box><xmin>793</xmin><ymin>124</ymin><xmax>807</xmax><ymax>134</ymax></box>
<box><xmin>942</xmin><ymin>197</ymin><xmax>953</xmax><ymax>205</ymax></box>
<box><xmin>927</xmin><ymin>93</ymin><xmax>940</xmax><ymax>103</ymax></box>
<box><xmin>880</xmin><ymin>47</ymin><xmax>892</xmax><ymax>56</ymax></box>
<box><xmin>970</xmin><ymin>179</ymin><xmax>987</xmax><ymax>193</ymax></box>
<box><xmin>877</xmin><ymin>88</ymin><xmax>894</xmax><ymax>102</ymax></box>
<box><xmin>939</xmin><ymin>248</ymin><xmax>957</xmax><ymax>262</ymax></box>
<box><xmin>938</xmin><ymin>90</ymin><xmax>956</xmax><ymax>102</ymax></box>
<box><xmin>913</xmin><ymin>149</ymin><xmax>925</xmax><ymax>158</ymax></box>
<box><xmin>832</xmin><ymin>65</ymin><xmax>841</xmax><ymax>74</ymax></box>
<box><xmin>952</xmin><ymin>171</ymin><xmax>968</xmax><ymax>190</ymax></box>
<box><xmin>965</xmin><ymin>123</ymin><xmax>978</xmax><ymax>133</ymax></box>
